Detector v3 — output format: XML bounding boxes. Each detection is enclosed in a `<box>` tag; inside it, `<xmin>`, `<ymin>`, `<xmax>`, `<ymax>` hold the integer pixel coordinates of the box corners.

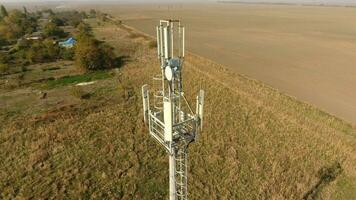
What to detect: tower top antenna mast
<box><xmin>142</xmin><ymin>19</ymin><xmax>204</xmax><ymax>200</ymax></box>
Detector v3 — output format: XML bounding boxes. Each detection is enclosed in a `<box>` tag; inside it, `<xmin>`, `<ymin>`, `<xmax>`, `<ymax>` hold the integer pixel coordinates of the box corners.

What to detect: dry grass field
<box><xmin>88</xmin><ymin>3</ymin><xmax>356</xmax><ymax>124</ymax></box>
<box><xmin>1</xmin><ymin>16</ymin><xmax>356</xmax><ymax>199</ymax></box>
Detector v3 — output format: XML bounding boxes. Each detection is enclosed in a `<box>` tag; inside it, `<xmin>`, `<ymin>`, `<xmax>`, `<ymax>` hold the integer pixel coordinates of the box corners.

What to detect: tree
<box><xmin>20</xmin><ymin>14</ymin><xmax>38</xmax><ymax>34</ymax></box>
<box><xmin>80</xmin><ymin>11</ymin><xmax>87</xmax><ymax>19</ymax></box>
<box><xmin>0</xmin><ymin>19</ymin><xmax>22</xmax><ymax>40</ymax></box>
<box><xmin>50</xmin><ymin>11</ymin><xmax>86</xmax><ymax>28</ymax></box>
<box><xmin>0</xmin><ymin>5</ymin><xmax>8</xmax><ymax>18</ymax></box>
<box><xmin>43</xmin><ymin>38</ymin><xmax>60</xmax><ymax>60</ymax></box>
<box><xmin>0</xmin><ymin>9</ymin><xmax>37</xmax><ymax>40</ymax></box>
<box><xmin>43</xmin><ymin>22</ymin><xmax>65</xmax><ymax>38</ymax></box>
<box><xmin>23</xmin><ymin>6</ymin><xmax>28</xmax><ymax>16</ymax></box>
<box><xmin>77</xmin><ymin>22</ymin><xmax>92</xmax><ymax>39</ymax></box>
<box><xmin>89</xmin><ymin>9</ymin><xmax>96</xmax><ymax>18</ymax></box>
<box><xmin>75</xmin><ymin>36</ymin><xmax>102</xmax><ymax>71</ymax></box>
<box><xmin>26</xmin><ymin>41</ymin><xmax>44</xmax><ymax>64</ymax></box>
<box><xmin>100</xmin><ymin>44</ymin><xmax>116</xmax><ymax>69</ymax></box>
<box><xmin>75</xmin><ymin>36</ymin><xmax>115</xmax><ymax>71</ymax></box>
<box><xmin>49</xmin><ymin>16</ymin><xmax>64</xmax><ymax>26</ymax></box>
<box><xmin>25</xmin><ymin>39</ymin><xmax>60</xmax><ymax>64</ymax></box>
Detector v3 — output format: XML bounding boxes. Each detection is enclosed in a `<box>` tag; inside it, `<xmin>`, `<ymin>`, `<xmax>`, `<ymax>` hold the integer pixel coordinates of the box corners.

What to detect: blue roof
<box><xmin>66</xmin><ymin>37</ymin><xmax>76</xmax><ymax>43</ymax></box>
<box><xmin>59</xmin><ymin>37</ymin><xmax>76</xmax><ymax>46</ymax></box>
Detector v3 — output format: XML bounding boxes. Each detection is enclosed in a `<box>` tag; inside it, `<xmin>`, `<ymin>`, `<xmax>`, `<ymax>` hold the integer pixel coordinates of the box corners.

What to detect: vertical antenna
<box><xmin>171</xmin><ymin>22</ymin><xmax>174</xmax><ymax>58</ymax></box>
<box><xmin>164</xmin><ymin>27</ymin><xmax>169</xmax><ymax>59</ymax></box>
<box><xmin>182</xmin><ymin>27</ymin><xmax>185</xmax><ymax>58</ymax></box>
<box><xmin>156</xmin><ymin>26</ymin><xmax>161</xmax><ymax>58</ymax></box>
<box><xmin>160</xmin><ymin>24</ymin><xmax>164</xmax><ymax>63</ymax></box>
<box><xmin>178</xmin><ymin>24</ymin><xmax>181</xmax><ymax>58</ymax></box>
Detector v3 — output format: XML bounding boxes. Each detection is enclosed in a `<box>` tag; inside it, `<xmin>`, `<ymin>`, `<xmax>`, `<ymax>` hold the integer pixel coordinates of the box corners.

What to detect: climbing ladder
<box><xmin>175</xmin><ymin>147</ymin><xmax>188</xmax><ymax>200</ymax></box>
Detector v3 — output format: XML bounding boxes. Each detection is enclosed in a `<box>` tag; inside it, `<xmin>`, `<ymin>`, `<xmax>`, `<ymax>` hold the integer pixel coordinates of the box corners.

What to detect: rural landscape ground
<box><xmin>89</xmin><ymin>3</ymin><xmax>356</xmax><ymax>124</ymax></box>
<box><xmin>1</xmin><ymin>2</ymin><xmax>356</xmax><ymax>200</ymax></box>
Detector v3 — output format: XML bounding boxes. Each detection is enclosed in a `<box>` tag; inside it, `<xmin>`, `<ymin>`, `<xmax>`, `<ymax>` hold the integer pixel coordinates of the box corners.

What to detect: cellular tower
<box><xmin>142</xmin><ymin>19</ymin><xmax>204</xmax><ymax>200</ymax></box>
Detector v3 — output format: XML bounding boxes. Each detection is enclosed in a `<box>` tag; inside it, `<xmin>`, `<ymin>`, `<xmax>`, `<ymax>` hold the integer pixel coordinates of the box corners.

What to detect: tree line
<box><xmin>0</xmin><ymin>5</ymin><xmax>37</xmax><ymax>45</ymax></box>
<box><xmin>0</xmin><ymin>5</ymin><xmax>117</xmax><ymax>73</ymax></box>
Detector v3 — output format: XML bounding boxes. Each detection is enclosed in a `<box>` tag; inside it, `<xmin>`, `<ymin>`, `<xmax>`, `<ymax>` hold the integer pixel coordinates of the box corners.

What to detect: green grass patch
<box><xmin>40</xmin><ymin>71</ymin><xmax>114</xmax><ymax>89</ymax></box>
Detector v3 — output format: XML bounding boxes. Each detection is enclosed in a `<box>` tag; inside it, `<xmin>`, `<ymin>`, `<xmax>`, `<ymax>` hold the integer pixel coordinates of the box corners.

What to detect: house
<box><xmin>59</xmin><ymin>37</ymin><xmax>76</xmax><ymax>48</ymax></box>
<box><xmin>25</xmin><ymin>31</ymin><xmax>43</xmax><ymax>40</ymax></box>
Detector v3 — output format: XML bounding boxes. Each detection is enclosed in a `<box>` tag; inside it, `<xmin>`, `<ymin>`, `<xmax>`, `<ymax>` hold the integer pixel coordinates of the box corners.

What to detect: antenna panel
<box><xmin>164</xmin><ymin>27</ymin><xmax>169</xmax><ymax>59</ymax></box>
<box><xmin>156</xmin><ymin>26</ymin><xmax>161</xmax><ymax>58</ymax></box>
<box><xmin>164</xmin><ymin>99</ymin><xmax>173</xmax><ymax>142</ymax></box>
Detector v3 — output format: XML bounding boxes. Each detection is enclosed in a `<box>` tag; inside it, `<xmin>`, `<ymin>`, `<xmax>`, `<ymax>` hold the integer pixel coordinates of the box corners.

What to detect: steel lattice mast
<box><xmin>142</xmin><ymin>19</ymin><xmax>204</xmax><ymax>200</ymax></box>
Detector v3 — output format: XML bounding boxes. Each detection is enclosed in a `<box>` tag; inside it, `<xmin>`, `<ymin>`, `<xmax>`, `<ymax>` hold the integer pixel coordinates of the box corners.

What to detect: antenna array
<box><xmin>142</xmin><ymin>19</ymin><xmax>204</xmax><ymax>200</ymax></box>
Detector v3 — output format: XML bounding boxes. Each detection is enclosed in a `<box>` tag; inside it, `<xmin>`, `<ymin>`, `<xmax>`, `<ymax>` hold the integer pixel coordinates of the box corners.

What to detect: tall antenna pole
<box><xmin>142</xmin><ymin>20</ymin><xmax>205</xmax><ymax>200</ymax></box>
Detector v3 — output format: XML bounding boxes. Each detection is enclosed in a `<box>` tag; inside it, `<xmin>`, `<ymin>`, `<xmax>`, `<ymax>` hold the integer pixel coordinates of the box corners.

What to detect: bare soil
<box><xmin>94</xmin><ymin>3</ymin><xmax>356</xmax><ymax>124</ymax></box>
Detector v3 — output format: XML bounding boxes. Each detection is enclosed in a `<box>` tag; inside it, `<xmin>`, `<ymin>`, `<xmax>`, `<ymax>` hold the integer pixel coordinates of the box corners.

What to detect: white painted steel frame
<box><xmin>142</xmin><ymin>19</ymin><xmax>203</xmax><ymax>200</ymax></box>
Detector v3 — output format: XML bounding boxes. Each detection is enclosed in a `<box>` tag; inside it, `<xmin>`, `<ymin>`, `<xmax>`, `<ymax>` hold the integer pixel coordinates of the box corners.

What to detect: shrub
<box><xmin>60</xmin><ymin>48</ymin><xmax>74</xmax><ymax>60</ymax></box>
<box><xmin>26</xmin><ymin>39</ymin><xmax>60</xmax><ymax>64</ymax></box>
<box><xmin>71</xmin><ymin>86</ymin><xmax>91</xmax><ymax>99</ymax></box>
<box><xmin>0</xmin><ymin>63</ymin><xmax>8</xmax><ymax>73</ymax></box>
<box><xmin>26</xmin><ymin>43</ymin><xmax>42</xmax><ymax>64</ymax></box>
<box><xmin>77</xmin><ymin>22</ymin><xmax>92</xmax><ymax>39</ymax></box>
<box><xmin>0</xmin><ymin>51</ymin><xmax>10</xmax><ymax>63</ymax></box>
<box><xmin>21</xmin><ymin>65</ymin><xmax>27</xmax><ymax>72</ymax></box>
<box><xmin>129</xmin><ymin>33</ymin><xmax>140</xmax><ymax>39</ymax></box>
<box><xmin>0</xmin><ymin>36</ymin><xmax>7</xmax><ymax>46</ymax></box>
<box><xmin>148</xmin><ymin>40</ymin><xmax>157</xmax><ymax>49</ymax></box>
<box><xmin>18</xmin><ymin>72</ymin><xmax>25</xmax><ymax>80</ymax></box>
<box><xmin>114</xmin><ymin>20</ymin><xmax>122</xmax><ymax>26</ymax></box>
<box><xmin>43</xmin><ymin>39</ymin><xmax>60</xmax><ymax>59</ymax></box>
<box><xmin>16</xmin><ymin>38</ymin><xmax>31</xmax><ymax>50</ymax></box>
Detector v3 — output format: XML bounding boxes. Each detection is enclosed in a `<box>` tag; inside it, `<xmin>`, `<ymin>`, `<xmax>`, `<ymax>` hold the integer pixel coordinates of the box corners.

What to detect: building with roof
<box><xmin>25</xmin><ymin>32</ymin><xmax>43</xmax><ymax>40</ymax></box>
<box><xmin>59</xmin><ymin>37</ymin><xmax>76</xmax><ymax>48</ymax></box>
